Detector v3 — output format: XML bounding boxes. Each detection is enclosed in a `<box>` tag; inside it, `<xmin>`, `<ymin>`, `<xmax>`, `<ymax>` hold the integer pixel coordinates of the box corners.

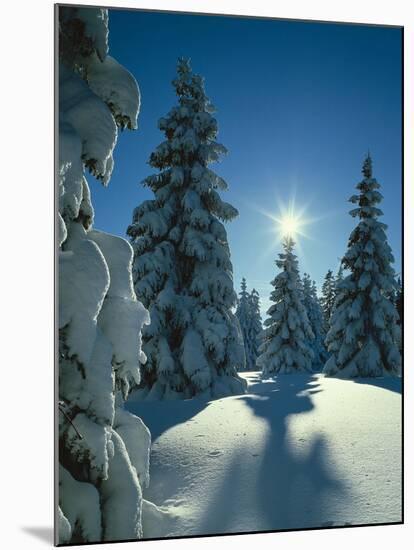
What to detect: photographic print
<box><xmin>56</xmin><ymin>4</ymin><xmax>403</xmax><ymax>545</ymax></box>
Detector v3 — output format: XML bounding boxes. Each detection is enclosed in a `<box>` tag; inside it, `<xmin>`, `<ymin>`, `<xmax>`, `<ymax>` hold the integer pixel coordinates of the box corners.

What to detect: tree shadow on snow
<box><xmin>351</xmin><ymin>377</ymin><xmax>402</xmax><ymax>394</ymax></box>
<box><xmin>198</xmin><ymin>374</ymin><xmax>350</xmax><ymax>534</ymax></box>
<box><xmin>126</xmin><ymin>397</ymin><xmax>212</xmax><ymax>442</ymax></box>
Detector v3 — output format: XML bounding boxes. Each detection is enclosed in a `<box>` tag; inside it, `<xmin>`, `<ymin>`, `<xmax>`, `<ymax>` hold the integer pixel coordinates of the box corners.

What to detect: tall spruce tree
<box><xmin>324</xmin><ymin>154</ymin><xmax>401</xmax><ymax>377</ymax></box>
<box><xmin>257</xmin><ymin>237</ymin><xmax>314</xmax><ymax>375</ymax></box>
<box><xmin>320</xmin><ymin>269</ymin><xmax>336</xmax><ymax>332</ymax></box>
<box><xmin>303</xmin><ymin>274</ymin><xmax>327</xmax><ymax>370</ymax></box>
<box><xmin>127</xmin><ymin>58</ymin><xmax>246</xmax><ymax>399</ymax></box>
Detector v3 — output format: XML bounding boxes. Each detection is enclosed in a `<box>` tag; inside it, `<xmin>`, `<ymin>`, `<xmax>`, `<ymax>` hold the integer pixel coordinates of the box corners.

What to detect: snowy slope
<box><xmin>126</xmin><ymin>372</ymin><xmax>402</xmax><ymax>538</ymax></box>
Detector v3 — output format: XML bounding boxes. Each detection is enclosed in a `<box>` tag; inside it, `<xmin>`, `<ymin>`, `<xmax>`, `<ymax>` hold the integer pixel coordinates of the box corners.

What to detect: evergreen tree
<box><xmin>320</xmin><ymin>269</ymin><xmax>336</xmax><ymax>332</ymax></box>
<box><xmin>127</xmin><ymin>58</ymin><xmax>246</xmax><ymax>399</ymax></box>
<box><xmin>235</xmin><ymin>278</ymin><xmax>250</xmax><ymax>371</ymax></box>
<box><xmin>324</xmin><ymin>154</ymin><xmax>401</xmax><ymax>377</ymax></box>
<box><xmin>311</xmin><ymin>281</ymin><xmax>328</xmax><ymax>365</ymax></box>
<box><xmin>58</xmin><ymin>7</ymin><xmax>151</xmax><ymax>543</ymax></box>
<box><xmin>303</xmin><ymin>274</ymin><xmax>327</xmax><ymax>370</ymax></box>
<box><xmin>236</xmin><ymin>278</ymin><xmax>249</xmax><ymax>346</ymax></box>
<box><xmin>248</xmin><ymin>288</ymin><xmax>263</xmax><ymax>370</ymax></box>
<box><xmin>257</xmin><ymin>237</ymin><xmax>314</xmax><ymax>375</ymax></box>
<box><xmin>236</xmin><ymin>281</ymin><xmax>263</xmax><ymax>370</ymax></box>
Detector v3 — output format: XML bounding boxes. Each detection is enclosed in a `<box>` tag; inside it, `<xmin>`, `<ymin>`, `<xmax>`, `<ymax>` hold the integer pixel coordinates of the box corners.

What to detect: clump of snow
<box><xmin>140</xmin><ymin>499</ymin><xmax>179</xmax><ymax>538</ymax></box>
<box><xmin>88</xmin><ymin>229</ymin><xmax>137</xmax><ymax>300</ymax></box>
<box><xmin>59</xmin><ymin>466</ymin><xmax>102</xmax><ymax>543</ymax></box>
<box><xmin>78</xmin><ymin>177</ymin><xmax>95</xmax><ymax>228</ymax></box>
<box><xmin>100</xmin><ymin>430</ymin><xmax>143</xmax><ymax>541</ymax></box>
<box><xmin>58</xmin><ymin>122</ymin><xmax>84</xmax><ymax>222</ymax></box>
<box><xmin>64</xmin><ymin>413</ymin><xmax>113</xmax><ymax>482</ymax></box>
<box><xmin>87</xmin><ymin>55</ymin><xmax>141</xmax><ymax>130</ymax></box>
<box><xmin>89</xmin><ymin>230</ymin><xmax>151</xmax><ymax>397</ymax></box>
<box><xmin>59</xmin><ymin>234</ymin><xmax>109</xmax><ymax>364</ymax></box>
<box><xmin>114</xmin><ymin>408</ymin><xmax>151</xmax><ymax>488</ymax></box>
<box><xmin>60</xmin><ymin>65</ymin><xmax>117</xmax><ymax>185</ymax></box>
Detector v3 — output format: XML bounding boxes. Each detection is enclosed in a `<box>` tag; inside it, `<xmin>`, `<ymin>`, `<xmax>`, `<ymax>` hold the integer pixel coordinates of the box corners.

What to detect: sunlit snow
<box><xmin>127</xmin><ymin>371</ymin><xmax>402</xmax><ymax>537</ymax></box>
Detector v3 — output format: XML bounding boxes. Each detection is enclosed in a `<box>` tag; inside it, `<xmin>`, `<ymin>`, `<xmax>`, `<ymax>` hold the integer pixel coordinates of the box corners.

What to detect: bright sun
<box><xmin>273</xmin><ymin>202</ymin><xmax>309</xmax><ymax>242</ymax></box>
<box><xmin>279</xmin><ymin>214</ymin><xmax>301</xmax><ymax>237</ymax></box>
<box><xmin>252</xmin><ymin>194</ymin><xmax>325</xmax><ymax>261</ymax></box>
<box><xmin>255</xmin><ymin>196</ymin><xmax>313</xmax><ymax>245</ymax></box>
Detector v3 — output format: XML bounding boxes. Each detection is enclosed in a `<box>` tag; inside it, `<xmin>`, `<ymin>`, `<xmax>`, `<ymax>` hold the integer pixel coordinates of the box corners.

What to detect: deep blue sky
<box><xmin>90</xmin><ymin>9</ymin><xmax>402</xmax><ymax>315</ymax></box>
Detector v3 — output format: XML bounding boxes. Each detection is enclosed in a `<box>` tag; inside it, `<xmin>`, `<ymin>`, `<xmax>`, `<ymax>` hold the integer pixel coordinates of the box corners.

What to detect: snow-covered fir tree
<box><xmin>257</xmin><ymin>237</ymin><xmax>314</xmax><ymax>375</ymax></box>
<box><xmin>320</xmin><ymin>269</ymin><xmax>336</xmax><ymax>332</ymax></box>
<box><xmin>235</xmin><ymin>280</ymin><xmax>263</xmax><ymax>370</ymax></box>
<box><xmin>324</xmin><ymin>154</ymin><xmax>401</xmax><ymax>377</ymax></box>
<box><xmin>127</xmin><ymin>58</ymin><xmax>246</xmax><ymax>399</ymax></box>
<box><xmin>58</xmin><ymin>7</ymin><xmax>152</xmax><ymax>544</ymax></box>
<box><xmin>248</xmin><ymin>288</ymin><xmax>263</xmax><ymax>370</ymax></box>
<box><xmin>235</xmin><ymin>278</ymin><xmax>250</xmax><ymax>368</ymax></box>
<box><xmin>302</xmin><ymin>274</ymin><xmax>327</xmax><ymax>370</ymax></box>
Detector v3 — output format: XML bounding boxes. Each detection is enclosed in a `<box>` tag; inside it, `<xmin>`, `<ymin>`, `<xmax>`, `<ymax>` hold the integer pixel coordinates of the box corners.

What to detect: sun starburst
<box><xmin>261</xmin><ymin>197</ymin><xmax>313</xmax><ymax>243</ymax></box>
<box><xmin>278</xmin><ymin>213</ymin><xmax>303</xmax><ymax>238</ymax></box>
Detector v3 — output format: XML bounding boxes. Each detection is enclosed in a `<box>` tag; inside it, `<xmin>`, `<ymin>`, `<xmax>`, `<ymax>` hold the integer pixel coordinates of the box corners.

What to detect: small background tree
<box><xmin>258</xmin><ymin>237</ymin><xmax>314</xmax><ymax>375</ymax></box>
<box><xmin>248</xmin><ymin>288</ymin><xmax>263</xmax><ymax>370</ymax></box>
<box><xmin>235</xmin><ymin>277</ymin><xmax>250</xmax><ymax>371</ymax></box>
<box><xmin>236</xmin><ymin>280</ymin><xmax>263</xmax><ymax>370</ymax></box>
<box><xmin>303</xmin><ymin>274</ymin><xmax>327</xmax><ymax>370</ymax></box>
<box><xmin>320</xmin><ymin>269</ymin><xmax>336</xmax><ymax>332</ymax></box>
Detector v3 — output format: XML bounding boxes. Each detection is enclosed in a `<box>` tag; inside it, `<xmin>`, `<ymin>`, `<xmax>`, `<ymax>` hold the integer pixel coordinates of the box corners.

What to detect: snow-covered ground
<box><xmin>127</xmin><ymin>372</ymin><xmax>402</xmax><ymax>538</ymax></box>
